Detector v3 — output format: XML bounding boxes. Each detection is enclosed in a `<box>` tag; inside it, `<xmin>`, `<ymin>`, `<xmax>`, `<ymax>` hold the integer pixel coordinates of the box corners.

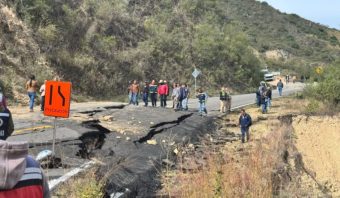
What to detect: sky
<box><xmin>258</xmin><ymin>0</ymin><xmax>340</xmax><ymax>30</ymax></box>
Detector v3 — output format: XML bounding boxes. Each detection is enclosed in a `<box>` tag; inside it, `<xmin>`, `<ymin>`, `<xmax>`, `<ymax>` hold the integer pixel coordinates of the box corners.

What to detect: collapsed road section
<box><xmin>99</xmin><ymin>113</ymin><xmax>215</xmax><ymax>197</ymax></box>
<box><xmin>77</xmin><ymin>106</ymin><xmax>216</xmax><ymax>197</ymax></box>
<box><xmin>8</xmin><ymin>105</ymin><xmax>216</xmax><ymax>197</ymax></box>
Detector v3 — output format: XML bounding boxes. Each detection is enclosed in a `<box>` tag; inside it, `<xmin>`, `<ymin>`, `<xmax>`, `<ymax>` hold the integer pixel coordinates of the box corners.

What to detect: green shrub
<box><xmin>304</xmin><ymin>60</ymin><xmax>340</xmax><ymax>108</ymax></box>
<box><xmin>305</xmin><ymin>100</ymin><xmax>320</xmax><ymax>114</ymax></box>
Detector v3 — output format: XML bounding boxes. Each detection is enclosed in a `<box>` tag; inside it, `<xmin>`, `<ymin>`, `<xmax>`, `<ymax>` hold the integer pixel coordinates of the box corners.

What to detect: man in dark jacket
<box><xmin>239</xmin><ymin>109</ymin><xmax>252</xmax><ymax>143</ymax></box>
<box><xmin>142</xmin><ymin>81</ymin><xmax>149</xmax><ymax>107</ymax></box>
<box><xmin>178</xmin><ymin>83</ymin><xmax>188</xmax><ymax>111</ymax></box>
<box><xmin>0</xmin><ymin>101</ymin><xmax>14</xmax><ymax>140</ymax></box>
<box><xmin>0</xmin><ymin>140</ymin><xmax>50</xmax><ymax>198</ymax></box>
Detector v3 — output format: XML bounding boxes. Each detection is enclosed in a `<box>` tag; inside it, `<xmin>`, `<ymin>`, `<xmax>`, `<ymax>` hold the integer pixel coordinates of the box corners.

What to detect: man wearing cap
<box><xmin>0</xmin><ymin>100</ymin><xmax>14</xmax><ymax>140</ymax></box>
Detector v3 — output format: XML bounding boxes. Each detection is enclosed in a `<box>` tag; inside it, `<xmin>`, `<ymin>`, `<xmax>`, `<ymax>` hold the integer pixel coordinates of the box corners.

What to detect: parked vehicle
<box><xmin>264</xmin><ymin>73</ymin><xmax>274</xmax><ymax>81</ymax></box>
<box><xmin>261</xmin><ymin>68</ymin><xmax>274</xmax><ymax>81</ymax></box>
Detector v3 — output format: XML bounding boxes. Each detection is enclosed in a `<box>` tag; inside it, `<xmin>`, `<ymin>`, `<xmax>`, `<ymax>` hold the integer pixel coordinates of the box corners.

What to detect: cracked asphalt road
<box><xmin>5</xmin><ymin>82</ymin><xmax>304</xmax><ymax>196</ymax></box>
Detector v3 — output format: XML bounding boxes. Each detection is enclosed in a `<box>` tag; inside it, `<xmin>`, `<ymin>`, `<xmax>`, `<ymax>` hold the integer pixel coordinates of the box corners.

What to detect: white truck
<box><xmin>260</xmin><ymin>69</ymin><xmax>274</xmax><ymax>81</ymax></box>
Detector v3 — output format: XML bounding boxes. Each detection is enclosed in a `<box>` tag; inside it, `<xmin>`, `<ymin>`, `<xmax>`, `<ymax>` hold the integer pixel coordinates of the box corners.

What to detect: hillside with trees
<box><xmin>0</xmin><ymin>0</ymin><xmax>339</xmax><ymax>100</ymax></box>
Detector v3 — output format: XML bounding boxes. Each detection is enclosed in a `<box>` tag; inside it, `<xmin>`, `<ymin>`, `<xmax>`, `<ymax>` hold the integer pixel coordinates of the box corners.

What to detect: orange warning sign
<box><xmin>44</xmin><ymin>81</ymin><xmax>72</xmax><ymax>118</ymax></box>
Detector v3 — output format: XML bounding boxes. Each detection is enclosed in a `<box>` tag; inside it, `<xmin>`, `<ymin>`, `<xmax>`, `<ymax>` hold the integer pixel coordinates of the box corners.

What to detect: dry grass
<box><xmin>54</xmin><ymin>168</ymin><xmax>105</xmax><ymax>198</ymax></box>
<box><xmin>163</xmin><ymin>126</ymin><xmax>288</xmax><ymax>198</ymax></box>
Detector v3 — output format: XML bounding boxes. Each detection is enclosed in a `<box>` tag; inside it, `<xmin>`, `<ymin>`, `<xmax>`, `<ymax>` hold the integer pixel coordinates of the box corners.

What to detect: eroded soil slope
<box><xmin>293</xmin><ymin>115</ymin><xmax>340</xmax><ymax>195</ymax></box>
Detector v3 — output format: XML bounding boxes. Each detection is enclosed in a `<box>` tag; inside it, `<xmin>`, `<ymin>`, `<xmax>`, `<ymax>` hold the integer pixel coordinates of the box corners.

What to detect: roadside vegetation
<box><xmin>55</xmin><ymin>168</ymin><xmax>105</xmax><ymax>198</ymax></box>
<box><xmin>303</xmin><ymin>59</ymin><xmax>340</xmax><ymax>113</ymax></box>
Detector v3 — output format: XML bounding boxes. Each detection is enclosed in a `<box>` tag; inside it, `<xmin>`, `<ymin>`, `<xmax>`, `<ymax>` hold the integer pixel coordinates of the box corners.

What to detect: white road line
<box><xmin>231</xmin><ymin>103</ymin><xmax>256</xmax><ymax>110</ymax></box>
<box><xmin>48</xmin><ymin>160</ymin><xmax>96</xmax><ymax>191</ymax></box>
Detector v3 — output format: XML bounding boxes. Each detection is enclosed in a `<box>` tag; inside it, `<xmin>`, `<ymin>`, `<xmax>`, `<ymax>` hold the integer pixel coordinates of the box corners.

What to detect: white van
<box><xmin>264</xmin><ymin>73</ymin><xmax>274</xmax><ymax>81</ymax></box>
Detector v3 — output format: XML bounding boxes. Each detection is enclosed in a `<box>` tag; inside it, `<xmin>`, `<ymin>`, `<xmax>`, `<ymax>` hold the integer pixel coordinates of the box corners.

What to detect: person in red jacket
<box><xmin>158</xmin><ymin>80</ymin><xmax>168</xmax><ymax>108</ymax></box>
<box><xmin>163</xmin><ymin>80</ymin><xmax>169</xmax><ymax>107</ymax></box>
<box><xmin>0</xmin><ymin>140</ymin><xmax>50</xmax><ymax>198</ymax></box>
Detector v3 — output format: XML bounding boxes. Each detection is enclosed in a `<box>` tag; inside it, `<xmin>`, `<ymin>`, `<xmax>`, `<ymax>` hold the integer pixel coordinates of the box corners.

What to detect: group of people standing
<box><xmin>255</xmin><ymin>79</ymin><xmax>285</xmax><ymax>114</ymax></box>
<box><xmin>256</xmin><ymin>81</ymin><xmax>272</xmax><ymax>114</ymax></box>
<box><xmin>128</xmin><ymin>80</ymin><xmax>191</xmax><ymax>111</ymax></box>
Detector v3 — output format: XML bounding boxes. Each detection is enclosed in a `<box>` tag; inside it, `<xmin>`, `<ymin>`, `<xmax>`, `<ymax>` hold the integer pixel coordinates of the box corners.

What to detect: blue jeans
<box><xmin>199</xmin><ymin>102</ymin><xmax>207</xmax><ymax>115</ymax></box>
<box><xmin>131</xmin><ymin>93</ymin><xmax>138</xmax><ymax>105</ymax></box>
<box><xmin>241</xmin><ymin>127</ymin><xmax>250</xmax><ymax>143</ymax></box>
<box><xmin>160</xmin><ymin>94</ymin><xmax>167</xmax><ymax>107</ymax></box>
<box><xmin>262</xmin><ymin>101</ymin><xmax>267</xmax><ymax>113</ymax></box>
<box><xmin>267</xmin><ymin>98</ymin><xmax>271</xmax><ymax>110</ymax></box>
<box><xmin>182</xmin><ymin>98</ymin><xmax>188</xmax><ymax>110</ymax></box>
<box><xmin>150</xmin><ymin>93</ymin><xmax>157</xmax><ymax>107</ymax></box>
<box><xmin>128</xmin><ymin>93</ymin><xmax>132</xmax><ymax>104</ymax></box>
<box><xmin>28</xmin><ymin>92</ymin><xmax>36</xmax><ymax>110</ymax></box>
<box><xmin>142</xmin><ymin>93</ymin><xmax>149</xmax><ymax>107</ymax></box>
<box><xmin>41</xmin><ymin>96</ymin><xmax>45</xmax><ymax>111</ymax></box>
<box><xmin>278</xmin><ymin>87</ymin><xmax>282</xmax><ymax>96</ymax></box>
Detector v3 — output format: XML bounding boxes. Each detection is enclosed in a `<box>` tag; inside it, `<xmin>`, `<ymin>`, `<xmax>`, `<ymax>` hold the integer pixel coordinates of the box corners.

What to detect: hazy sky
<box><xmin>258</xmin><ymin>0</ymin><xmax>340</xmax><ymax>29</ymax></box>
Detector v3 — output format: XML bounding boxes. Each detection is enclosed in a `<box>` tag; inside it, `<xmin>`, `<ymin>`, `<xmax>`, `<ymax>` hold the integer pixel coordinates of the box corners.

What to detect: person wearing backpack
<box><xmin>239</xmin><ymin>109</ymin><xmax>252</xmax><ymax>143</ymax></box>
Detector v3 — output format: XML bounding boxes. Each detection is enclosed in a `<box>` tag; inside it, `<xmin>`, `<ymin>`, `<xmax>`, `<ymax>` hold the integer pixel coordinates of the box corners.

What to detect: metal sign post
<box><xmin>52</xmin><ymin>117</ymin><xmax>57</xmax><ymax>155</ymax></box>
<box><xmin>192</xmin><ymin>68</ymin><xmax>201</xmax><ymax>94</ymax></box>
<box><xmin>44</xmin><ymin>81</ymin><xmax>72</xmax><ymax>156</ymax></box>
<box><xmin>195</xmin><ymin>77</ymin><xmax>197</xmax><ymax>94</ymax></box>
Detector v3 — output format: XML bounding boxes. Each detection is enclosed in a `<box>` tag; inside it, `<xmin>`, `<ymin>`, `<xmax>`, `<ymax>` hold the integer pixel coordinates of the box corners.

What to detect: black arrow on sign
<box><xmin>49</xmin><ymin>85</ymin><xmax>53</xmax><ymax>105</ymax></box>
<box><xmin>58</xmin><ymin>86</ymin><xmax>66</xmax><ymax>106</ymax></box>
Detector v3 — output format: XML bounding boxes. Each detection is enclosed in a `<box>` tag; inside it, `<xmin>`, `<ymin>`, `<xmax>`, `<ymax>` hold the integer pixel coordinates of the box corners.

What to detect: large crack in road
<box><xmin>10</xmin><ymin>105</ymin><xmax>216</xmax><ymax>197</ymax></box>
<box><xmin>135</xmin><ymin>113</ymin><xmax>194</xmax><ymax>143</ymax></box>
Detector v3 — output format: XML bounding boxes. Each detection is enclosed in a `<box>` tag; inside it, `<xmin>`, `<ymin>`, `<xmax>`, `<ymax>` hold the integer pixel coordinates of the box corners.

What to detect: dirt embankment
<box><xmin>0</xmin><ymin>4</ymin><xmax>54</xmax><ymax>102</ymax></box>
<box><xmin>293</xmin><ymin>115</ymin><xmax>340</xmax><ymax>196</ymax></box>
<box><xmin>160</xmin><ymin>97</ymin><xmax>339</xmax><ymax>197</ymax></box>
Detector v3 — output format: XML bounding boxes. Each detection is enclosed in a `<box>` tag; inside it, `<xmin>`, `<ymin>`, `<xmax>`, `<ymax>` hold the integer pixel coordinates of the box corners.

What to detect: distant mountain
<box><xmin>0</xmin><ymin>0</ymin><xmax>339</xmax><ymax>100</ymax></box>
<box><xmin>226</xmin><ymin>0</ymin><xmax>340</xmax><ymax>64</ymax></box>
